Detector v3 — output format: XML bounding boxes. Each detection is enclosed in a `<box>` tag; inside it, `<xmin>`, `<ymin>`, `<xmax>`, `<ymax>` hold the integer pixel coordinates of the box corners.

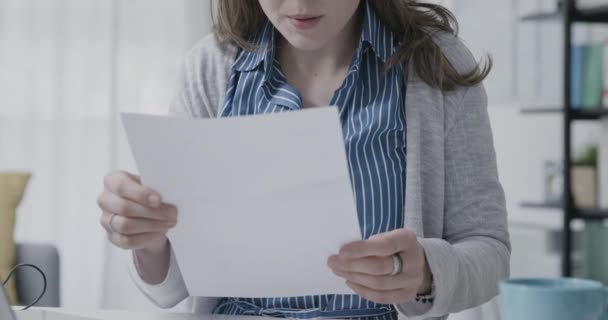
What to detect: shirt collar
<box><xmin>360</xmin><ymin>0</ymin><xmax>396</xmax><ymax>63</ymax></box>
<box><xmin>232</xmin><ymin>20</ymin><xmax>275</xmax><ymax>76</ymax></box>
<box><xmin>232</xmin><ymin>0</ymin><xmax>396</xmax><ymax>74</ymax></box>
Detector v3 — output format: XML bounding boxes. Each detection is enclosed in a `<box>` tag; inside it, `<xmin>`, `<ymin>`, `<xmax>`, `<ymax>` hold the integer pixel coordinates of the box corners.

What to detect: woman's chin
<box><xmin>281</xmin><ymin>33</ymin><xmax>328</xmax><ymax>52</ymax></box>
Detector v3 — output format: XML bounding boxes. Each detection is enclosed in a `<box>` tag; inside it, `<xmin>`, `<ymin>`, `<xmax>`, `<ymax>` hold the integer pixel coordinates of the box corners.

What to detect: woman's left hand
<box><xmin>327</xmin><ymin>229</ymin><xmax>433</xmax><ymax>305</ymax></box>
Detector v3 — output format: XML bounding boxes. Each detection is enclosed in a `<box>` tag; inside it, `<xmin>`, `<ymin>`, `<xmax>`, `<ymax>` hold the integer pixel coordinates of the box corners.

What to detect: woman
<box><xmin>97</xmin><ymin>1</ymin><xmax>510</xmax><ymax>319</ymax></box>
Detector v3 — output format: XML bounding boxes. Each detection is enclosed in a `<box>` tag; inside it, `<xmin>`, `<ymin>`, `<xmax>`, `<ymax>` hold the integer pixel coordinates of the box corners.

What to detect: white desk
<box><xmin>14</xmin><ymin>307</ymin><xmax>268</xmax><ymax>320</ymax></box>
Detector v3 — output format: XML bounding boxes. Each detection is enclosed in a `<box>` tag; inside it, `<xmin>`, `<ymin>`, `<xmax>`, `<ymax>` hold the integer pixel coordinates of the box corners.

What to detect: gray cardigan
<box><xmin>128</xmin><ymin>33</ymin><xmax>510</xmax><ymax>320</ymax></box>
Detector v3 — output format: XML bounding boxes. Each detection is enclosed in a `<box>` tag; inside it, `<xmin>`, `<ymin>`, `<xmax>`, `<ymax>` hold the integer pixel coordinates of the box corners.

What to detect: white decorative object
<box><xmin>544</xmin><ymin>160</ymin><xmax>564</xmax><ymax>205</ymax></box>
<box><xmin>571</xmin><ymin>166</ymin><xmax>597</xmax><ymax>209</ymax></box>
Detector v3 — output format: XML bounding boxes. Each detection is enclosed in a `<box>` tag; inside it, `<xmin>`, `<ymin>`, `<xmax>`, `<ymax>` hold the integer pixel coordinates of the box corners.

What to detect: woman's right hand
<box><xmin>97</xmin><ymin>170</ymin><xmax>177</xmax><ymax>254</ymax></box>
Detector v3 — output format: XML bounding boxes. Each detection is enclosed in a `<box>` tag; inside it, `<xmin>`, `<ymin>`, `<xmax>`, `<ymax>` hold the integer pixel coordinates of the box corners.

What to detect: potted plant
<box><xmin>572</xmin><ymin>144</ymin><xmax>598</xmax><ymax>209</ymax></box>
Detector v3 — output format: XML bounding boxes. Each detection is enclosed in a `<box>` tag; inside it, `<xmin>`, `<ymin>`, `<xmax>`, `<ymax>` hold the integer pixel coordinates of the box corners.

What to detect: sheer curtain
<box><xmin>0</xmin><ymin>0</ymin><xmax>211</xmax><ymax>308</ymax></box>
<box><xmin>103</xmin><ymin>0</ymin><xmax>211</xmax><ymax>310</ymax></box>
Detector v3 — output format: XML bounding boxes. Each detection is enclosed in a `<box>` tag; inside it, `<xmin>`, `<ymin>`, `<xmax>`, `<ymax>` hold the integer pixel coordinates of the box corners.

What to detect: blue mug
<box><xmin>500</xmin><ymin>278</ymin><xmax>608</xmax><ymax>320</ymax></box>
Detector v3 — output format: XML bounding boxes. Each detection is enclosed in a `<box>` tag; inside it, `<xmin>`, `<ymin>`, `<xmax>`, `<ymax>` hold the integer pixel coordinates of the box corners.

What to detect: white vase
<box><xmin>572</xmin><ymin>166</ymin><xmax>597</xmax><ymax>209</ymax></box>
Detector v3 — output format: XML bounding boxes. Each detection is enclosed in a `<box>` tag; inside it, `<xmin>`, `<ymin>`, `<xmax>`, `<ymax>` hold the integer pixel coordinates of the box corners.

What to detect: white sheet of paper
<box><xmin>121</xmin><ymin>107</ymin><xmax>362</xmax><ymax>297</ymax></box>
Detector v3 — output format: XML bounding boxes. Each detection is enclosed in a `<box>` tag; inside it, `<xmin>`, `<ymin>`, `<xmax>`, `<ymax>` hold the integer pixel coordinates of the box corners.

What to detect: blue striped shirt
<box><xmin>215</xmin><ymin>1</ymin><xmax>407</xmax><ymax>319</ymax></box>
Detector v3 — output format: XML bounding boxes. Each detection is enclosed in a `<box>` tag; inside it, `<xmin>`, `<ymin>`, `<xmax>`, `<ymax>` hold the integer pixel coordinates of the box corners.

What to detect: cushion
<box><xmin>0</xmin><ymin>172</ymin><xmax>30</xmax><ymax>305</ymax></box>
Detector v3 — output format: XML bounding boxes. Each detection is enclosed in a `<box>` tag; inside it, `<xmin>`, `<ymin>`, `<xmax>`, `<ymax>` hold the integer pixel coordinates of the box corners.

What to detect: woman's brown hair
<box><xmin>212</xmin><ymin>0</ymin><xmax>492</xmax><ymax>91</ymax></box>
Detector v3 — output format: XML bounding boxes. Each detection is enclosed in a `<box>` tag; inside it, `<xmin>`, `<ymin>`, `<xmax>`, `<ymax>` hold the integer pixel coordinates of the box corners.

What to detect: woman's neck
<box><xmin>277</xmin><ymin>12</ymin><xmax>361</xmax><ymax>76</ymax></box>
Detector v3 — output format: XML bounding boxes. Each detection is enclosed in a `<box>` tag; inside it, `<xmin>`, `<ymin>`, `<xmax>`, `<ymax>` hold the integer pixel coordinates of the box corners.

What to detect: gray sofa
<box><xmin>15</xmin><ymin>243</ymin><xmax>60</xmax><ymax>307</ymax></box>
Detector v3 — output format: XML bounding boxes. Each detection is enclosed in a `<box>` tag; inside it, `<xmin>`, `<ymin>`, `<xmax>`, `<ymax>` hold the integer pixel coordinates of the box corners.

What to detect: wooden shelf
<box><xmin>521</xmin><ymin>202</ymin><xmax>608</xmax><ymax>220</ymax></box>
<box><xmin>521</xmin><ymin>11</ymin><xmax>561</xmax><ymax>22</ymax></box>
<box><xmin>520</xmin><ymin>108</ymin><xmax>563</xmax><ymax>114</ymax></box>
<box><xmin>570</xmin><ymin>108</ymin><xmax>608</xmax><ymax>120</ymax></box>
<box><xmin>520</xmin><ymin>201</ymin><xmax>563</xmax><ymax>209</ymax></box>
<box><xmin>520</xmin><ymin>108</ymin><xmax>608</xmax><ymax>120</ymax></box>
<box><xmin>575</xmin><ymin>209</ymin><xmax>608</xmax><ymax>220</ymax></box>
<box><xmin>520</xmin><ymin>5</ymin><xmax>608</xmax><ymax>23</ymax></box>
<box><xmin>573</xmin><ymin>5</ymin><xmax>608</xmax><ymax>23</ymax></box>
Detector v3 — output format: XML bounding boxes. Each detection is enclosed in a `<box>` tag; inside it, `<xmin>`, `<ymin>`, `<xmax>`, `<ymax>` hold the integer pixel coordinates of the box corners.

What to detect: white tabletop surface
<box><xmin>13</xmin><ymin>307</ymin><xmax>270</xmax><ymax>320</ymax></box>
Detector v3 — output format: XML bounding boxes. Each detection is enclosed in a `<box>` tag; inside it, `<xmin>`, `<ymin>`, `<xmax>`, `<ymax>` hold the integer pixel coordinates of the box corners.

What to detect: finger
<box><xmin>334</xmin><ymin>270</ymin><xmax>406</xmax><ymax>291</ymax></box>
<box><xmin>399</xmin><ymin>251</ymin><xmax>426</xmax><ymax>279</ymax></box>
<box><xmin>339</xmin><ymin>229</ymin><xmax>416</xmax><ymax>259</ymax></box>
<box><xmin>328</xmin><ymin>255</ymin><xmax>393</xmax><ymax>276</ymax></box>
<box><xmin>107</xmin><ymin>231</ymin><xmax>168</xmax><ymax>250</ymax></box>
<box><xmin>100</xmin><ymin>212</ymin><xmax>111</xmax><ymax>233</ymax></box>
<box><xmin>98</xmin><ymin>191</ymin><xmax>177</xmax><ymax>221</ymax></box>
<box><xmin>101</xmin><ymin>211</ymin><xmax>175</xmax><ymax>235</ymax></box>
<box><xmin>345</xmin><ymin>281</ymin><xmax>414</xmax><ymax>305</ymax></box>
<box><xmin>104</xmin><ymin>171</ymin><xmax>161</xmax><ymax>208</ymax></box>
<box><xmin>123</xmin><ymin>171</ymin><xmax>141</xmax><ymax>183</ymax></box>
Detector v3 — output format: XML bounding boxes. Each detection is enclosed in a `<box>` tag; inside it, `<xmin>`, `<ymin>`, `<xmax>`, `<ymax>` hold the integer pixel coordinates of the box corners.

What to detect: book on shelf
<box><xmin>584</xmin><ymin>45</ymin><xmax>604</xmax><ymax>108</ymax></box>
<box><xmin>572</xmin><ymin>45</ymin><xmax>585</xmax><ymax>108</ymax></box>
<box><xmin>571</xmin><ymin>43</ymin><xmax>606</xmax><ymax>109</ymax></box>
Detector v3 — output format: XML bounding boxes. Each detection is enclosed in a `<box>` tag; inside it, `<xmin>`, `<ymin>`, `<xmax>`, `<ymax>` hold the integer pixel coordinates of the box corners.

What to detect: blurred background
<box><xmin>0</xmin><ymin>1</ymin><xmax>607</xmax><ymax>320</ymax></box>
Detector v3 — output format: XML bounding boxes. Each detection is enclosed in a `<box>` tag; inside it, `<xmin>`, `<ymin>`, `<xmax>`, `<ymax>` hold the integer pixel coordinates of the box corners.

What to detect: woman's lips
<box><xmin>288</xmin><ymin>15</ymin><xmax>322</xmax><ymax>30</ymax></box>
